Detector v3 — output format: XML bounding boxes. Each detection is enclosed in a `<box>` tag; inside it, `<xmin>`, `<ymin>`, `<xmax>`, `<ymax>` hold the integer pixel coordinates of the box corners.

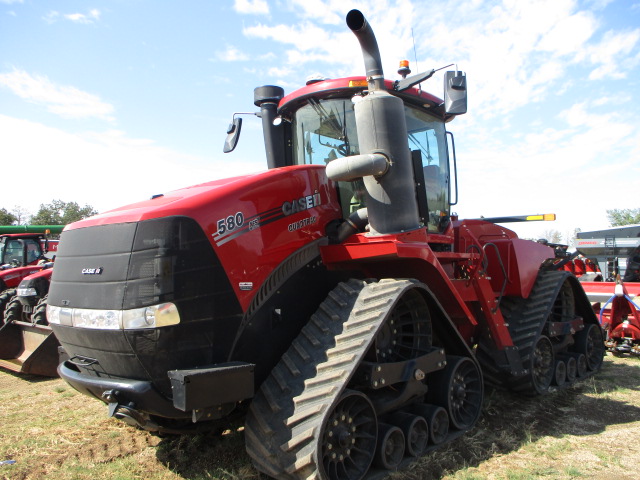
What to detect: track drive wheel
<box><xmin>428</xmin><ymin>355</ymin><xmax>482</xmax><ymax>430</ymax></box>
<box><xmin>573</xmin><ymin>323</ymin><xmax>605</xmax><ymax>372</ymax></box>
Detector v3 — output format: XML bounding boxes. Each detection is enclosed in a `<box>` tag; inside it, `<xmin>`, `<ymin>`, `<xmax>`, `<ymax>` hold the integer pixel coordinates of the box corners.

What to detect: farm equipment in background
<box><xmin>0</xmin><ymin>225</ymin><xmax>63</xmax><ymax>377</ymax></box>
<box><xmin>0</xmin><ymin>227</ymin><xmax>61</xmax><ymax>316</ymax></box>
<box><xmin>46</xmin><ymin>11</ymin><xmax>604</xmax><ymax>480</ymax></box>
<box><xmin>0</xmin><ymin>267</ymin><xmax>59</xmax><ymax>377</ymax></box>
<box><xmin>575</xmin><ymin>225</ymin><xmax>640</xmax><ymax>282</ymax></box>
<box><xmin>580</xmin><ymin>279</ymin><xmax>640</xmax><ymax>356</ymax></box>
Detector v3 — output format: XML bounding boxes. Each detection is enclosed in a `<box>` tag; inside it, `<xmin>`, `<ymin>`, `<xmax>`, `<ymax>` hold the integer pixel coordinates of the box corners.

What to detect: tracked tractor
<box><xmin>46</xmin><ymin>11</ymin><xmax>604</xmax><ymax>479</ymax></box>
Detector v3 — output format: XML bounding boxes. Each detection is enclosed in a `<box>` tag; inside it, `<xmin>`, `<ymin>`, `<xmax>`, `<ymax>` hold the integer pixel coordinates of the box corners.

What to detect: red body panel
<box><xmin>321</xmin><ymin>220</ymin><xmax>554</xmax><ymax>348</ymax></box>
<box><xmin>0</xmin><ymin>265</ymin><xmax>45</xmax><ymax>288</ymax></box>
<box><xmin>66</xmin><ymin>165</ymin><xmax>341</xmax><ymax>311</ymax></box>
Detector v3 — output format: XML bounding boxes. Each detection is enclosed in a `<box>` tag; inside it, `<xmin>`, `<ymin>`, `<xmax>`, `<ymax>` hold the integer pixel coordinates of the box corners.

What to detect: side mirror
<box><xmin>444</xmin><ymin>71</ymin><xmax>467</xmax><ymax>115</ymax></box>
<box><xmin>223</xmin><ymin>117</ymin><xmax>243</xmax><ymax>153</ymax></box>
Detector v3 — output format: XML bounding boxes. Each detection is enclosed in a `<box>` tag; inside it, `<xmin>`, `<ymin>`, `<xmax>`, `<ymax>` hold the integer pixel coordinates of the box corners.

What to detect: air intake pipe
<box><xmin>326</xmin><ymin>10</ymin><xmax>420</xmax><ymax>235</ymax></box>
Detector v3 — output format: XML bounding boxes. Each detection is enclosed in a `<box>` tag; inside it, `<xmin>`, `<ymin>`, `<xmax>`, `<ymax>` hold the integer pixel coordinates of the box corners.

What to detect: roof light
<box><xmin>348</xmin><ymin>79</ymin><xmax>367</xmax><ymax>87</ymax></box>
<box><xmin>398</xmin><ymin>59</ymin><xmax>411</xmax><ymax>78</ymax></box>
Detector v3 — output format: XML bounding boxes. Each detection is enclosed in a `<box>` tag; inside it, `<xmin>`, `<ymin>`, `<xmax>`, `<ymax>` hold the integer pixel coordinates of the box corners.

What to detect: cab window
<box><xmin>405</xmin><ymin>105</ymin><xmax>450</xmax><ymax>232</ymax></box>
<box><xmin>292</xmin><ymin>97</ymin><xmax>449</xmax><ymax>231</ymax></box>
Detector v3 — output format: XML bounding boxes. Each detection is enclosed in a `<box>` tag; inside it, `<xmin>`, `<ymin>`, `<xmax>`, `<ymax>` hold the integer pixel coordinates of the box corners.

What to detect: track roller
<box><xmin>559</xmin><ymin>355</ymin><xmax>577</xmax><ymax>383</ymax></box>
<box><xmin>374</xmin><ymin>423</ymin><xmax>404</xmax><ymax>470</ymax></box>
<box><xmin>385</xmin><ymin>411</ymin><xmax>428</xmax><ymax>457</ymax></box>
<box><xmin>553</xmin><ymin>360</ymin><xmax>566</xmax><ymax>387</ymax></box>
<box><xmin>406</xmin><ymin>404</ymin><xmax>449</xmax><ymax>445</ymax></box>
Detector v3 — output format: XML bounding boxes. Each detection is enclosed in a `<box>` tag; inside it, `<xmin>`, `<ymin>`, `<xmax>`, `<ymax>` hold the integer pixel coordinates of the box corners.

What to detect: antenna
<box><xmin>411</xmin><ymin>28</ymin><xmax>419</xmax><ymax>72</ymax></box>
<box><xmin>411</xmin><ymin>28</ymin><xmax>421</xmax><ymax>93</ymax></box>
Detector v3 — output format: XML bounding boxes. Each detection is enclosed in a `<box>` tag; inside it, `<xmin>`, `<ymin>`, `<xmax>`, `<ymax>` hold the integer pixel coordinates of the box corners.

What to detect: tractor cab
<box><xmin>0</xmin><ymin>234</ymin><xmax>46</xmax><ymax>268</ymax></box>
<box><xmin>282</xmin><ymin>86</ymin><xmax>452</xmax><ymax>233</ymax></box>
<box><xmin>227</xmin><ymin>68</ymin><xmax>465</xmax><ymax>235</ymax></box>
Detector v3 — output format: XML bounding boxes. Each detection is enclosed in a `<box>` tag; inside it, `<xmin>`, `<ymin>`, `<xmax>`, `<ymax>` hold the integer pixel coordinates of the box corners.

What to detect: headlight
<box><xmin>47</xmin><ymin>302</ymin><xmax>180</xmax><ymax>330</ymax></box>
<box><xmin>17</xmin><ymin>287</ymin><xmax>38</xmax><ymax>297</ymax></box>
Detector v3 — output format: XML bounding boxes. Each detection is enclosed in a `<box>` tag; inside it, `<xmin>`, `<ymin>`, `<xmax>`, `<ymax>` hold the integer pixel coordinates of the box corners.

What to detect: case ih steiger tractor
<box><xmin>46</xmin><ymin>11</ymin><xmax>604</xmax><ymax>480</ymax></box>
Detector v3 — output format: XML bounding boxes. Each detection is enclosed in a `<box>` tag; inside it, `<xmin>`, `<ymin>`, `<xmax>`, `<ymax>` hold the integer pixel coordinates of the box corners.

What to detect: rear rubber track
<box><xmin>245</xmin><ymin>278</ymin><xmax>420</xmax><ymax>480</ymax></box>
<box><xmin>477</xmin><ymin>270</ymin><xmax>602</xmax><ymax>395</ymax></box>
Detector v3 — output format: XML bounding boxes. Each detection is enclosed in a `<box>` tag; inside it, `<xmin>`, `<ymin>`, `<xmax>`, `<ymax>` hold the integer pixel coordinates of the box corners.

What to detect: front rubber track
<box><xmin>245</xmin><ymin>279</ymin><xmax>423</xmax><ymax>480</ymax></box>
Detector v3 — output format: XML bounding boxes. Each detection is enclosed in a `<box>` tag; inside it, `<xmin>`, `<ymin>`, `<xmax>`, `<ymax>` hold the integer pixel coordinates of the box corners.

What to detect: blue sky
<box><xmin>1</xmin><ymin>0</ymin><xmax>638</xmax><ymax>243</ymax></box>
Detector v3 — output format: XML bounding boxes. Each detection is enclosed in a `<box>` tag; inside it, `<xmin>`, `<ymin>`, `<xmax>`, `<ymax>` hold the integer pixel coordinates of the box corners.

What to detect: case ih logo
<box><xmin>81</xmin><ymin>267</ymin><xmax>103</xmax><ymax>275</ymax></box>
<box><xmin>281</xmin><ymin>192</ymin><xmax>322</xmax><ymax>216</ymax></box>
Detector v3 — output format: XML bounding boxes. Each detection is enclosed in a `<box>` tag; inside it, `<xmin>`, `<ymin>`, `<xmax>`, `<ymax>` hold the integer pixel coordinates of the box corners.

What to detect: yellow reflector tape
<box><xmin>349</xmin><ymin>80</ymin><xmax>368</xmax><ymax>87</ymax></box>
<box><xmin>525</xmin><ymin>214</ymin><xmax>556</xmax><ymax>221</ymax></box>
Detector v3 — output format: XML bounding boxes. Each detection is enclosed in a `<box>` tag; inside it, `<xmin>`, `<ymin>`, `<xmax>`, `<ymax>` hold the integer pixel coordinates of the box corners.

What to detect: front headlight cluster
<box><xmin>47</xmin><ymin>302</ymin><xmax>180</xmax><ymax>330</ymax></box>
<box><xmin>17</xmin><ymin>287</ymin><xmax>38</xmax><ymax>297</ymax></box>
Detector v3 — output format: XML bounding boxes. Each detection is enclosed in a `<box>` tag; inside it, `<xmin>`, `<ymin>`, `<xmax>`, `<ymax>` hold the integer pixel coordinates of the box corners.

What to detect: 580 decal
<box><xmin>217</xmin><ymin>212</ymin><xmax>244</xmax><ymax>236</ymax></box>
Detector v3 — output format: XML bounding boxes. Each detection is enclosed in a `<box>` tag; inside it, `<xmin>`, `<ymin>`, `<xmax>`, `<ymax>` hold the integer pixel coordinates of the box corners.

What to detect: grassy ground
<box><xmin>1</xmin><ymin>354</ymin><xmax>639</xmax><ymax>480</ymax></box>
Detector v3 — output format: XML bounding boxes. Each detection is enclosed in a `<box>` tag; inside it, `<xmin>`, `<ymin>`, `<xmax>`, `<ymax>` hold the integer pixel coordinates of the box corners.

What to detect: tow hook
<box><xmin>103</xmin><ymin>389</ymin><xmax>145</xmax><ymax>427</ymax></box>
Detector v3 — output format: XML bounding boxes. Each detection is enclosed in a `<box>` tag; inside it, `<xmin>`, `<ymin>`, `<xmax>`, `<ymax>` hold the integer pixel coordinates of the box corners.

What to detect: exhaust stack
<box><xmin>326</xmin><ymin>10</ymin><xmax>420</xmax><ymax>235</ymax></box>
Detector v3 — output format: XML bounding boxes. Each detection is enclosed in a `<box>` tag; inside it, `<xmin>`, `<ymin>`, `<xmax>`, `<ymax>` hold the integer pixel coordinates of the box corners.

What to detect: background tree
<box><xmin>0</xmin><ymin>208</ymin><xmax>18</xmax><ymax>226</ymax></box>
<box><xmin>607</xmin><ymin>208</ymin><xmax>640</xmax><ymax>227</ymax></box>
<box><xmin>11</xmin><ymin>205</ymin><xmax>30</xmax><ymax>225</ymax></box>
<box><xmin>539</xmin><ymin>229</ymin><xmax>563</xmax><ymax>244</ymax></box>
<box><xmin>30</xmin><ymin>200</ymin><xmax>98</xmax><ymax>225</ymax></box>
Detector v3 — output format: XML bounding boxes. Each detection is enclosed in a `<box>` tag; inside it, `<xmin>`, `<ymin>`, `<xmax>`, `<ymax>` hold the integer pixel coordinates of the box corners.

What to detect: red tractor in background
<box><xmin>46</xmin><ymin>11</ymin><xmax>604</xmax><ymax>480</ymax></box>
<box><xmin>0</xmin><ymin>226</ymin><xmax>62</xmax><ymax>376</ymax></box>
<box><xmin>0</xmin><ymin>227</ymin><xmax>60</xmax><ymax>316</ymax></box>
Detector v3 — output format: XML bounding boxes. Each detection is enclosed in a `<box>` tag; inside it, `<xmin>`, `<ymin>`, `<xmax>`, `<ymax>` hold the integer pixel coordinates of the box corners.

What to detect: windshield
<box><xmin>292</xmin><ymin>98</ymin><xmax>360</xmax><ymax>166</ymax></box>
<box><xmin>292</xmin><ymin>97</ymin><xmax>450</xmax><ymax>232</ymax></box>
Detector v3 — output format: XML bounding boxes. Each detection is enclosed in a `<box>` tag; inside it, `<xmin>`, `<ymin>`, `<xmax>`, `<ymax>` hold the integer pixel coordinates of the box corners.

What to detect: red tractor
<box><xmin>0</xmin><ymin>228</ymin><xmax>59</xmax><ymax>317</ymax></box>
<box><xmin>46</xmin><ymin>11</ymin><xmax>604</xmax><ymax>479</ymax></box>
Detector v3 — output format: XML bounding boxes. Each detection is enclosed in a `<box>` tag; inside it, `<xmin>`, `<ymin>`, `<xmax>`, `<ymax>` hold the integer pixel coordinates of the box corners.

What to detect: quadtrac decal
<box><xmin>212</xmin><ymin>191</ymin><xmax>323</xmax><ymax>247</ymax></box>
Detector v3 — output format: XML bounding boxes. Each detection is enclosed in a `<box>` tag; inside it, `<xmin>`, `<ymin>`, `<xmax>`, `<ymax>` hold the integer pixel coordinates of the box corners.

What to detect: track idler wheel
<box><xmin>407</xmin><ymin>404</ymin><xmax>449</xmax><ymax>445</ymax></box>
<box><xmin>427</xmin><ymin>356</ymin><xmax>482</xmax><ymax>430</ymax></box>
<box><xmin>532</xmin><ymin>335</ymin><xmax>555</xmax><ymax>393</ymax></box>
<box><xmin>321</xmin><ymin>389</ymin><xmax>377</xmax><ymax>480</ymax></box>
<box><xmin>574</xmin><ymin>323</ymin><xmax>605</xmax><ymax>372</ymax></box>
<box><xmin>373</xmin><ymin>423</ymin><xmax>404</xmax><ymax>471</ymax></box>
<box><xmin>386</xmin><ymin>411</ymin><xmax>428</xmax><ymax>457</ymax></box>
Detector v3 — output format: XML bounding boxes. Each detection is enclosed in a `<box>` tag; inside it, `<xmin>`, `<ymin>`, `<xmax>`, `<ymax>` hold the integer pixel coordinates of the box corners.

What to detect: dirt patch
<box><xmin>0</xmin><ymin>355</ymin><xmax>639</xmax><ymax>480</ymax></box>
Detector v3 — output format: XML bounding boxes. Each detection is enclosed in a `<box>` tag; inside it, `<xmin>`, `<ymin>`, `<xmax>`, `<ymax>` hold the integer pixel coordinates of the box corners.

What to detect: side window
<box><xmin>4</xmin><ymin>240</ymin><xmax>24</xmax><ymax>265</ymax></box>
<box><xmin>25</xmin><ymin>239</ymin><xmax>42</xmax><ymax>264</ymax></box>
<box><xmin>405</xmin><ymin>106</ymin><xmax>450</xmax><ymax>232</ymax></box>
<box><xmin>292</xmin><ymin>98</ymin><xmax>363</xmax><ymax>217</ymax></box>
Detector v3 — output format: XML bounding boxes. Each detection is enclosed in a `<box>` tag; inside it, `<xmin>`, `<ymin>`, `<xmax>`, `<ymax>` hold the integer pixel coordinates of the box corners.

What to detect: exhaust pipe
<box><xmin>325</xmin><ymin>10</ymin><xmax>420</xmax><ymax>235</ymax></box>
<box><xmin>346</xmin><ymin>10</ymin><xmax>384</xmax><ymax>91</ymax></box>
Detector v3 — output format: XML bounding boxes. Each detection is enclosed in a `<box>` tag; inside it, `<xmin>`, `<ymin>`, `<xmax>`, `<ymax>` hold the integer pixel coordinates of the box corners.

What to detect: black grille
<box><xmin>49</xmin><ymin>216</ymin><xmax>241</xmax><ymax>321</ymax></box>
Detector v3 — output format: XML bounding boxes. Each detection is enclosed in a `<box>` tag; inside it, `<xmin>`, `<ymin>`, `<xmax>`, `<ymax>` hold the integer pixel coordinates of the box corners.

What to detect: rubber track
<box><xmin>477</xmin><ymin>271</ymin><xmax>578</xmax><ymax>393</ymax></box>
<box><xmin>506</xmin><ymin>270</ymin><xmax>570</xmax><ymax>394</ymax></box>
<box><xmin>245</xmin><ymin>278</ymin><xmax>419</xmax><ymax>480</ymax></box>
